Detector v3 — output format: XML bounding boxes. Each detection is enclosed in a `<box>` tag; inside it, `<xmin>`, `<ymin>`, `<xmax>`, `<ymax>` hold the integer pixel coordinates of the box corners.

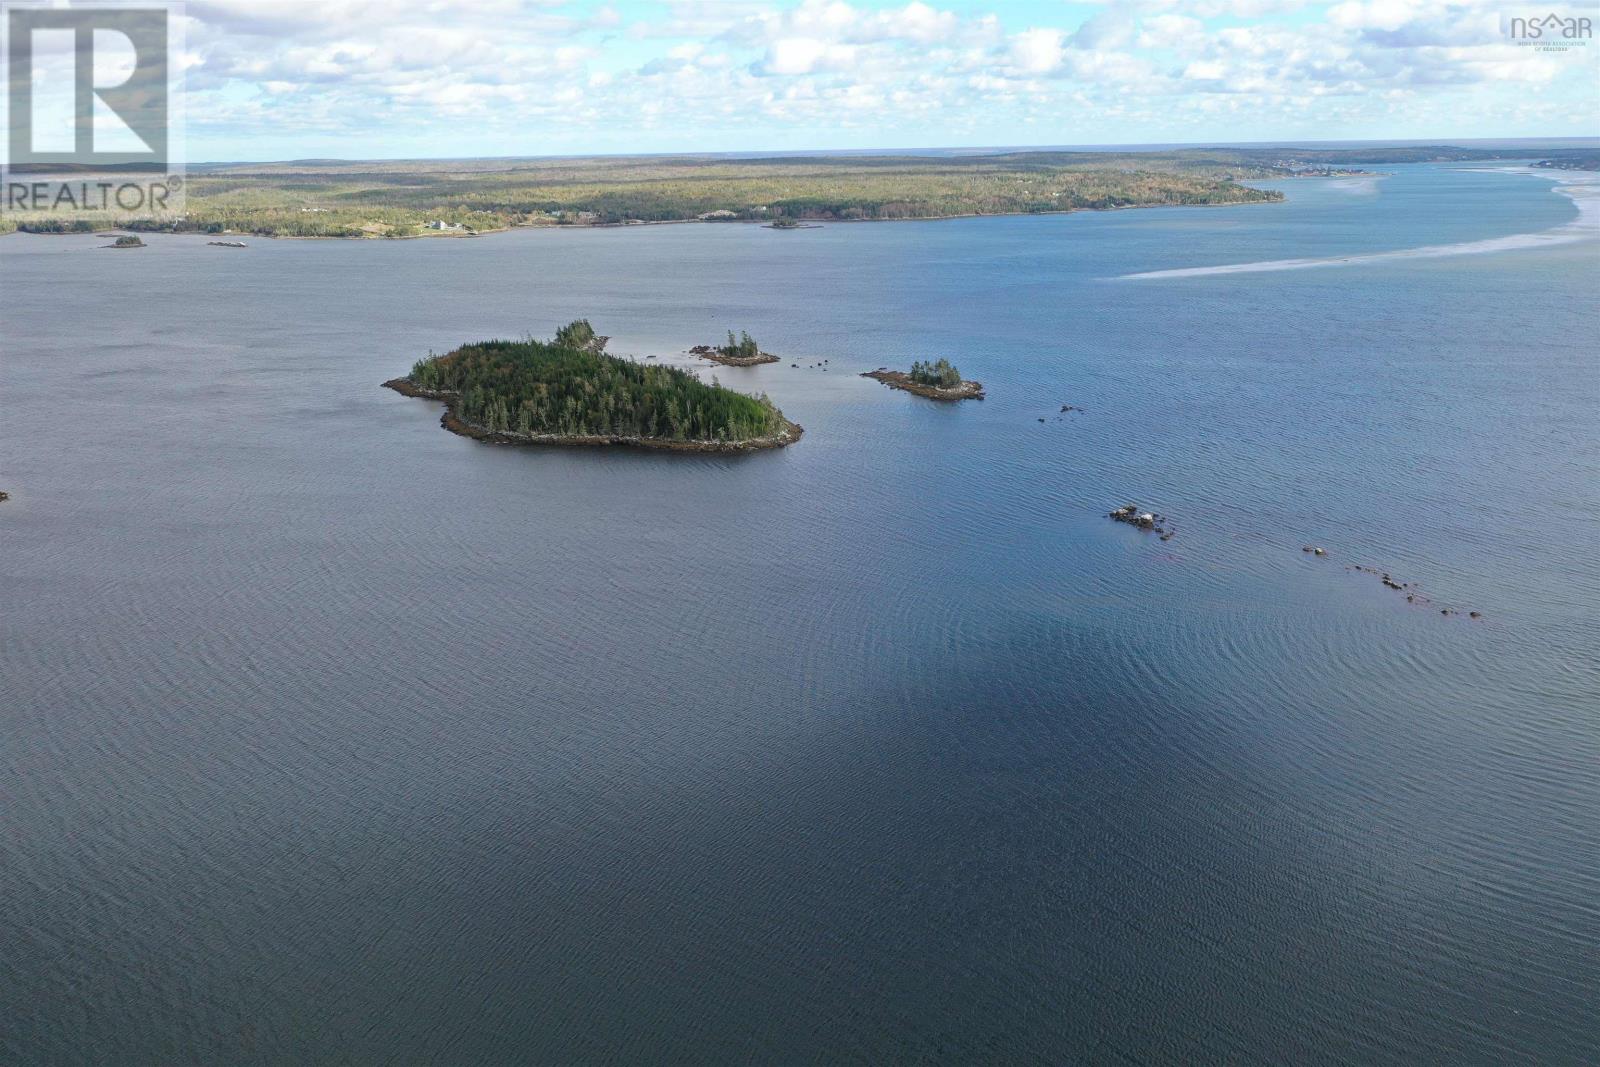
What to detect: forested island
<box><xmin>690</xmin><ymin>331</ymin><xmax>779</xmax><ymax>366</ymax></box>
<box><xmin>385</xmin><ymin>321</ymin><xmax>800</xmax><ymax>452</ymax></box>
<box><xmin>864</xmin><ymin>359</ymin><xmax>984</xmax><ymax>401</ymax></box>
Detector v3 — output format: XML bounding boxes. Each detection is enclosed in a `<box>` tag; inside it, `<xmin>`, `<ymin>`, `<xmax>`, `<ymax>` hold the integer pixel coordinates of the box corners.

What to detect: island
<box><xmin>106</xmin><ymin>235</ymin><xmax>145</xmax><ymax>248</ymax></box>
<box><xmin>863</xmin><ymin>359</ymin><xmax>984</xmax><ymax>401</ymax></box>
<box><xmin>690</xmin><ymin>331</ymin><xmax>780</xmax><ymax>367</ymax></box>
<box><xmin>385</xmin><ymin>320</ymin><xmax>801</xmax><ymax>453</ymax></box>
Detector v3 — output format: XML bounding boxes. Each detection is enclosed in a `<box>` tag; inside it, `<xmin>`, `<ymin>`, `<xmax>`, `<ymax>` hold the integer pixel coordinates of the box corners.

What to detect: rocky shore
<box><xmin>383</xmin><ymin>377</ymin><xmax>802</xmax><ymax>453</ymax></box>
<box><xmin>689</xmin><ymin>344</ymin><xmax>779</xmax><ymax>367</ymax></box>
<box><xmin>862</xmin><ymin>368</ymin><xmax>985</xmax><ymax>401</ymax></box>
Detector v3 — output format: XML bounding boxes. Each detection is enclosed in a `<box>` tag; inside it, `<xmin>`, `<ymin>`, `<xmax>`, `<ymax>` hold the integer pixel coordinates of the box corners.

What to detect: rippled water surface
<box><xmin>3</xmin><ymin>164</ymin><xmax>1598</xmax><ymax>1063</ymax></box>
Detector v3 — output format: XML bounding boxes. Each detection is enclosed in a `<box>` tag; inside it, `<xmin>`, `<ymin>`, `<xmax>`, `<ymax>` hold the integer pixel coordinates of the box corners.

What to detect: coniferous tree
<box><xmin>407</xmin><ymin>322</ymin><xmax>787</xmax><ymax>442</ymax></box>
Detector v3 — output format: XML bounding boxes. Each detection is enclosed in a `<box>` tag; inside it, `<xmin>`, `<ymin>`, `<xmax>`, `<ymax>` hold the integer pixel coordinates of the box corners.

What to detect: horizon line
<box><xmin>189</xmin><ymin>134</ymin><xmax>1600</xmax><ymax>168</ymax></box>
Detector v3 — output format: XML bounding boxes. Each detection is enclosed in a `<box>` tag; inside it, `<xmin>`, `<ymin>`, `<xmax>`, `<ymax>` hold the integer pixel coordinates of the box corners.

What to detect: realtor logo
<box><xmin>1504</xmin><ymin>9</ymin><xmax>1594</xmax><ymax>49</ymax></box>
<box><xmin>2</xmin><ymin>2</ymin><xmax>184</xmax><ymax>216</ymax></box>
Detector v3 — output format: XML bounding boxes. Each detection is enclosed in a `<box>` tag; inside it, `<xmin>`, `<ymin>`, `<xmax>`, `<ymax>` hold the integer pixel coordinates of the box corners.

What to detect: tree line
<box><xmin>909</xmin><ymin>359</ymin><xmax>962</xmax><ymax>388</ymax></box>
<box><xmin>719</xmin><ymin>331</ymin><xmax>761</xmax><ymax>359</ymax></box>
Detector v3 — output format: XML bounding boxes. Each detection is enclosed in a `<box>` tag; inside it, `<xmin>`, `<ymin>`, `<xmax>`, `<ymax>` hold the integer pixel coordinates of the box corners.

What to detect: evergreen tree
<box><xmin>407</xmin><ymin>323</ymin><xmax>788</xmax><ymax>442</ymax></box>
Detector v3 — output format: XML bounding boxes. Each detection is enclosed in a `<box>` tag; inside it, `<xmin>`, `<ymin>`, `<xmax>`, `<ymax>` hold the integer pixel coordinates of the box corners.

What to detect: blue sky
<box><xmin>182</xmin><ymin>0</ymin><xmax>1600</xmax><ymax>160</ymax></box>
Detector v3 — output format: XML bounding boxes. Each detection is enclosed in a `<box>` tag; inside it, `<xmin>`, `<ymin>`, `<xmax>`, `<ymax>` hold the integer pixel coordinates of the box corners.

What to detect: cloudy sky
<box><xmin>181</xmin><ymin>0</ymin><xmax>1600</xmax><ymax>160</ymax></box>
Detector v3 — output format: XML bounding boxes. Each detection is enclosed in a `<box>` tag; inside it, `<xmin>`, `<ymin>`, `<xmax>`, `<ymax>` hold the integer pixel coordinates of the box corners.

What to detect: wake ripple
<box><xmin>1119</xmin><ymin>170</ymin><xmax>1600</xmax><ymax>280</ymax></box>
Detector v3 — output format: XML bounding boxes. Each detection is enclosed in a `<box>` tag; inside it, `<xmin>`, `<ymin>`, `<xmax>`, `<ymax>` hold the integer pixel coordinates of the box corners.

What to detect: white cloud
<box><xmin>1008</xmin><ymin>28</ymin><xmax>1065</xmax><ymax>73</ymax></box>
<box><xmin>1328</xmin><ymin>0</ymin><xmax>1422</xmax><ymax>31</ymax></box>
<box><xmin>177</xmin><ymin>0</ymin><xmax>1599</xmax><ymax>158</ymax></box>
<box><xmin>758</xmin><ymin>36</ymin><xmax>857</xmax><ymax>74</ymax></box>
<box><xmin>859</xmin><ymin>2</ymin><xmax>960</xmax><ymax>44</ymax></box>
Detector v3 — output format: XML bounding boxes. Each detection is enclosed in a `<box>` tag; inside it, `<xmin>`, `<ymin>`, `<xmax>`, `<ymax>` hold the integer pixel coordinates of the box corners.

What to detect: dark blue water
<box><xmin>3</xmin><ymin>164</ymin><xmax>1597</xmax><ymax>1063</ymax></box>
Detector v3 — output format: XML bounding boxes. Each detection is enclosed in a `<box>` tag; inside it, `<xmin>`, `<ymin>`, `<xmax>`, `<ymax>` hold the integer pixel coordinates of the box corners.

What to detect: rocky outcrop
<box><xmin>689</xmin><ymin>345</ymin><xmax>779</xmax><ymax>367</ymax></box>
<box><xmin>862</xmin><ymin>369</ymin><xmax>984</xmax><ymax>401</ymax></box>
<box><xmin>1109</xmin><ymin>504</ymin><xmax>1173</xmax><ymax>540</ymax></box>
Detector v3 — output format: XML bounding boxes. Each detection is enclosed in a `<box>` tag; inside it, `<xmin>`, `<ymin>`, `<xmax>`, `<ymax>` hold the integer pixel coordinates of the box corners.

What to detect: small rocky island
<box><xmin>690</xmin><ymin>330</ymin><xmax>780</xmax><ymax>367</ymax></box>
<box><xmin>1109</xmin><ymin>504</ymin><xmax>1175</xmax><ymax>541</ymax></box>
<box><xmin>106</xmin><ymin>235</ymin><xmax>145</xmax><ymax>248</ymax></box>
<box><xmin>863</xmin><ymin>359</ymin><xmax>984</xmax><ymax>401</ymax></box>
<box><xmin>386</xmin><ymin>319</ymin><xmax>801</xmax><ymax>453</ymax></box>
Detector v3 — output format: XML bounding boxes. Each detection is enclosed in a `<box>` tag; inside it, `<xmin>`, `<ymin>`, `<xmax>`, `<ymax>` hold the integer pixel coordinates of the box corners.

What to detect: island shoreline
<box><xmin>383</xmin><ymin>377</ymin><xmax>802</xmax><ymax>453</ymax></box>
<box><xmin>689</xmin><ymin>344</ymin><xmax>781</xmax><ymax>367</ymax></box>
<box><xmin>862</xmin><ymin>369</ymin><xmax>985</xmax><ymax>401</ymax></box>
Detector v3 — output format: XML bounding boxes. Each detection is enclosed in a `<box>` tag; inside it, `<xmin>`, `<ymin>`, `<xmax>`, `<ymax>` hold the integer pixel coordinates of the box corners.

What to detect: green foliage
<box><xmin>910</xmin><ymin>359</ymin><xmax>962</xmax><ymax>388</ymax></box>
<box><xmin>718</xmin><ymin>330</ymin><xmax>760</xmax><ymax>359</ymax></box>
<box><xmin>409</xmin><ymin>323</ymin><xmax>787</xmax><ymax>442</ymax></box>
<box><xmin>121</xmin><ymin>151</ymin><xmax>1294</xmax><ymax>237</ymax></box>
<box><xmin>553</xmin><ymin>318</ymin><xmax>607</xmax><ymax>353</ymax></box>
<box><xmin>17</xmin><ymin>218</ymin><xmax>98</xmax><ymax>233</ymax></box>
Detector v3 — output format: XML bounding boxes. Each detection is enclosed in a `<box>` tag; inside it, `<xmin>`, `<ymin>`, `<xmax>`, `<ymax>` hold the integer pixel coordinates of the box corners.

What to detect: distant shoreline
<box><xmin>0</xmin><ymin>196</ymin><xmax>1284</xmax><ymax>242</ymax></box>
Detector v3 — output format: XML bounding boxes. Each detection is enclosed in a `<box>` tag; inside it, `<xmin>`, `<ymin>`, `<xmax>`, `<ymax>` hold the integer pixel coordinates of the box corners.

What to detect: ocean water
<box><xmin>2</xmin><ymin>163</ymin><xmax>1597</xmax><ymax>1064</ymax></box>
